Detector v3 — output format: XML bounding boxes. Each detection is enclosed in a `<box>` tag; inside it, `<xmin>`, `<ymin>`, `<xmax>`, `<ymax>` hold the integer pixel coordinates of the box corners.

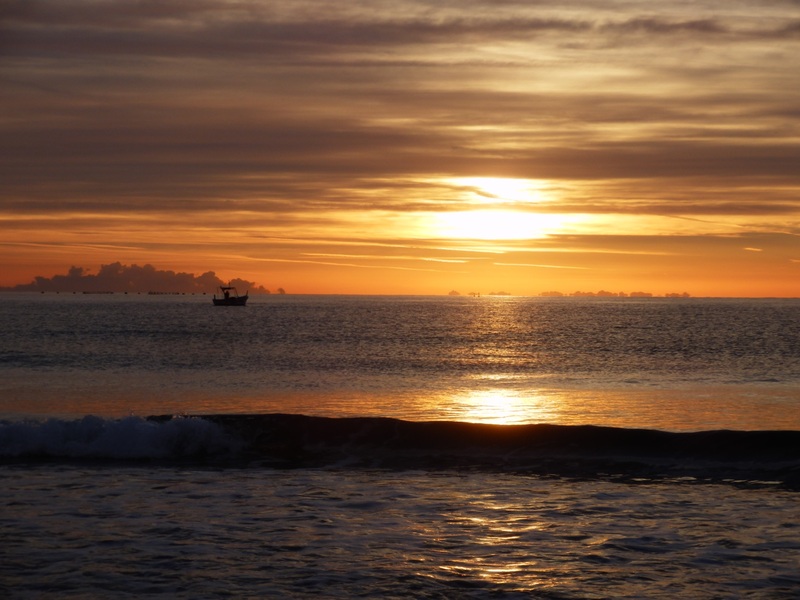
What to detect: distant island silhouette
<box><xmin>1</xmin><ymin>262</ymin><xmax>273</xmax><ymax>295</ymax></box>
<box><xmin>540</xmin><ymin>290</ymin><xmax>690</xmax><ymax>298</ymax></box>
<box><xmin>448</xmin><ymin>290</ymin><xmax>691</xmax><ymax>298</ymax></box>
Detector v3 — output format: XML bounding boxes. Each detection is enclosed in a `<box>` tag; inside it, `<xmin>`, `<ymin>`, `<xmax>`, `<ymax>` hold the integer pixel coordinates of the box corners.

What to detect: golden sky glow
<box><xmin>2</xmin><ymin>0</ymin><xmax>800</xmax><ymax>296</ymax></box>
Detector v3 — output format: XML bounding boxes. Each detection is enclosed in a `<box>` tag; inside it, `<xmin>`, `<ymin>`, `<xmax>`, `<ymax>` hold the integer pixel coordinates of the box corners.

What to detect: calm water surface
<box><xmin>2</xmin><ymin>293</ymin><xmax>799</xmax><ymax>430</ymax></box>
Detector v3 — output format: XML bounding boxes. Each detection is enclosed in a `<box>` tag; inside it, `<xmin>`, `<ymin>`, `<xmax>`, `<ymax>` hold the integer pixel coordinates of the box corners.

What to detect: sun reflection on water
<box><xmin>441</xmin><ymin>386</ymin><xmax>562</xmax><ymax>425</ymax></box>
<box><xmin>425</xmin><ymin>490</ymin><xmax>553</xmax><ymax>589</ymax></box>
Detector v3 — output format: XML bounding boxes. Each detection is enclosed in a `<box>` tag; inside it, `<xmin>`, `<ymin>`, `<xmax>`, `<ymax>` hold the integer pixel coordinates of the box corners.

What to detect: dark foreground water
<box><xmin>4</xmin><ymin>464</ymin><xmax>799</xmax><ymax>599</ymax></box>
<box><xmin>1</xmin><ymin>294</ymin><xmax>799</xmax><ymax>597</ymax></box>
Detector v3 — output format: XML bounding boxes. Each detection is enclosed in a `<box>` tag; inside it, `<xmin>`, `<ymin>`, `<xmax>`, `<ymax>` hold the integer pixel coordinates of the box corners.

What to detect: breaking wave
<box><xmin>2</xmin><ymin>414</ymin><xmax>799</xmax><ymax>488</ymax></box>
<box><xmin>0</xmin><ymin>415</ymin><xmax>240</xmax><ymax>460</ymax></box>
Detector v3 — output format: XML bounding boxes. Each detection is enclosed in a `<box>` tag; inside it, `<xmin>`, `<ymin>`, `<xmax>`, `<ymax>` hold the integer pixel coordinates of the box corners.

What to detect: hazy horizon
<box><xmin>2</xmin><ymin>260</ymin><xmax>796</xmax><ymax>299</ymax></box>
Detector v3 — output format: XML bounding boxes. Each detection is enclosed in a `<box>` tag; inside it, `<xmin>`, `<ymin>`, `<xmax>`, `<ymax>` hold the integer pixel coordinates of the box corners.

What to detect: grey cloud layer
<box><xmin>1</xmin><ymin>0</ymin><xmax>799</xmax><ymax>222</ymax></box>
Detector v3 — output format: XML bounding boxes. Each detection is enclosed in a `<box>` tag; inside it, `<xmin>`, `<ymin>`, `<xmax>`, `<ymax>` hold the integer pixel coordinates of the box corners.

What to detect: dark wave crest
<box><xmin>3</xmin><ymin>414</ymin><xmax>799</xmax><ymax>489</ymax></box>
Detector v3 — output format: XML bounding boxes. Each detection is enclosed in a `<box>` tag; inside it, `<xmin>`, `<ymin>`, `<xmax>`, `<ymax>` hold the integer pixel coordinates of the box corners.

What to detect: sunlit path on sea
<box><xmin>2</xmin><ymin>294</ymin><xmax>800</xmax><ymax>432</ymax></box>
<box><xmin>4</xmin><ymin>373</ymin><xmax>798</xmax><ymax>433</ymax></box>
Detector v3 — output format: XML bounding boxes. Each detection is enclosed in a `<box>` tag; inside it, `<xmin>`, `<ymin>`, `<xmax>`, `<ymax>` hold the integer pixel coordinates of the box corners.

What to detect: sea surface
<box><xmin>1</xmin><ymin>293</ymin><xmax>799</xmax><ymax>598</ymax></box>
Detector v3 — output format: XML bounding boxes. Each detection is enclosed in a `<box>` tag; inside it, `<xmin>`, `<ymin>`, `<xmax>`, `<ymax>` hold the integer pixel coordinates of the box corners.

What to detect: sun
<box><xmin>411</xmin><ymin>176</ymin><xmax>580</xmax><ymax>241</ymax></box>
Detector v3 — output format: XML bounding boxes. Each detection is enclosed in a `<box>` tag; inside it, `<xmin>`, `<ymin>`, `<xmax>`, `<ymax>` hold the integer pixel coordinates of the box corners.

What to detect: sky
<box><xmin>2</xmin><ymin>0</ymin><xmax>799</xmax><ymax>296</ymax></box>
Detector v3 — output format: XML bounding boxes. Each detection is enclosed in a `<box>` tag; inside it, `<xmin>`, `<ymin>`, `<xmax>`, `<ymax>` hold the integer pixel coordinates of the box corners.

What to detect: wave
<box><xmin>2</xmin><ymin>414</ymin><xmax>799</xmax><ymax>488</ymax></box>
<box><xmin>0</xmin><ymin>415</ymin><xmax>240</xmax><ymax>460</ymax></box>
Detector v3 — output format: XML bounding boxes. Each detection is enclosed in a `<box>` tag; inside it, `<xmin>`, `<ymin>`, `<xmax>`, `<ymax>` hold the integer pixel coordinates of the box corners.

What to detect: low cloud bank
<box><xmin>2</xmin><ymin>262</ymin><xmax>269</xmax><ymax>294</ymax></box>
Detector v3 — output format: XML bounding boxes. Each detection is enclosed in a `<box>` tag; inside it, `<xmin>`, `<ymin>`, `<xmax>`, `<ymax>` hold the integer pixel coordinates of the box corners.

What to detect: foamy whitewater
<box><xmin>2</xmin><ymin>294</ymin><xmax>799</xmax><ymax>598</ymax></box>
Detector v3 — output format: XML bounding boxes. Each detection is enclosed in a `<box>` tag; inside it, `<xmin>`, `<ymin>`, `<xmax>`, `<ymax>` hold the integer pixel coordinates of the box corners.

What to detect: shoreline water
<box><xmin>4</xmin><ymin>463</ymin><xmax>799</xmax><ymax>599</ymax></box>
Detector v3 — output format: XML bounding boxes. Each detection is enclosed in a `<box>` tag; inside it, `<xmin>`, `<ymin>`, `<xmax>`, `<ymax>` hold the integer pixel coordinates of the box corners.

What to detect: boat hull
<box><xmin>212</xmin><ymin>295</ymin><xmax>248</xmax><ymax>306</ymax></box>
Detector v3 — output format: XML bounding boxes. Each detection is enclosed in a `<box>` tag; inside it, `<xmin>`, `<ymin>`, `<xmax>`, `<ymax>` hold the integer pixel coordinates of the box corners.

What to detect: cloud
<box><xmin>3</xmin><ymin>2</ymin><xmax>798</xmax><ymax>195</ymax></box>
<box><xmin>4</xmin><ymin>1</ymin><xmax>796</xmax><ymax>56</ymax></box>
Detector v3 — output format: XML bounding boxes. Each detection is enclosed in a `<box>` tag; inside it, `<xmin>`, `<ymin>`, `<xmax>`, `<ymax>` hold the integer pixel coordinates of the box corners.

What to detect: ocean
<box><xmin>1</xmin><ymin>293</ymin><xmax>799</xmax><ymax>598</ymax></box>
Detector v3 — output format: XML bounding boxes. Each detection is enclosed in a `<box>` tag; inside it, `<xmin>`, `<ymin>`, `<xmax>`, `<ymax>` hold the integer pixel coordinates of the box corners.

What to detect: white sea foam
<box><xmin>0</xmin><ymin>416</ymin><xmax>238</xmax><ymax>459</ymax></box>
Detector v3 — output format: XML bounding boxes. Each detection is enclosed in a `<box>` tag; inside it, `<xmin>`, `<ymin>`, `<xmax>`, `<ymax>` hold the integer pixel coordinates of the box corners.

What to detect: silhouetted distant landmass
<box><xmin>540</xmin><ymin>290</ymin><xmax>690</xmax><ymax>298</ymax></box>
<box><xmin>1</xmin><ymin>262</ymin><xmax>271</xmax><ymax>294</ymax></box>
<box><xmin>449</xmin><ymin>290</ymin><xmax>692</xmax><ymax>298</ymax></box>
